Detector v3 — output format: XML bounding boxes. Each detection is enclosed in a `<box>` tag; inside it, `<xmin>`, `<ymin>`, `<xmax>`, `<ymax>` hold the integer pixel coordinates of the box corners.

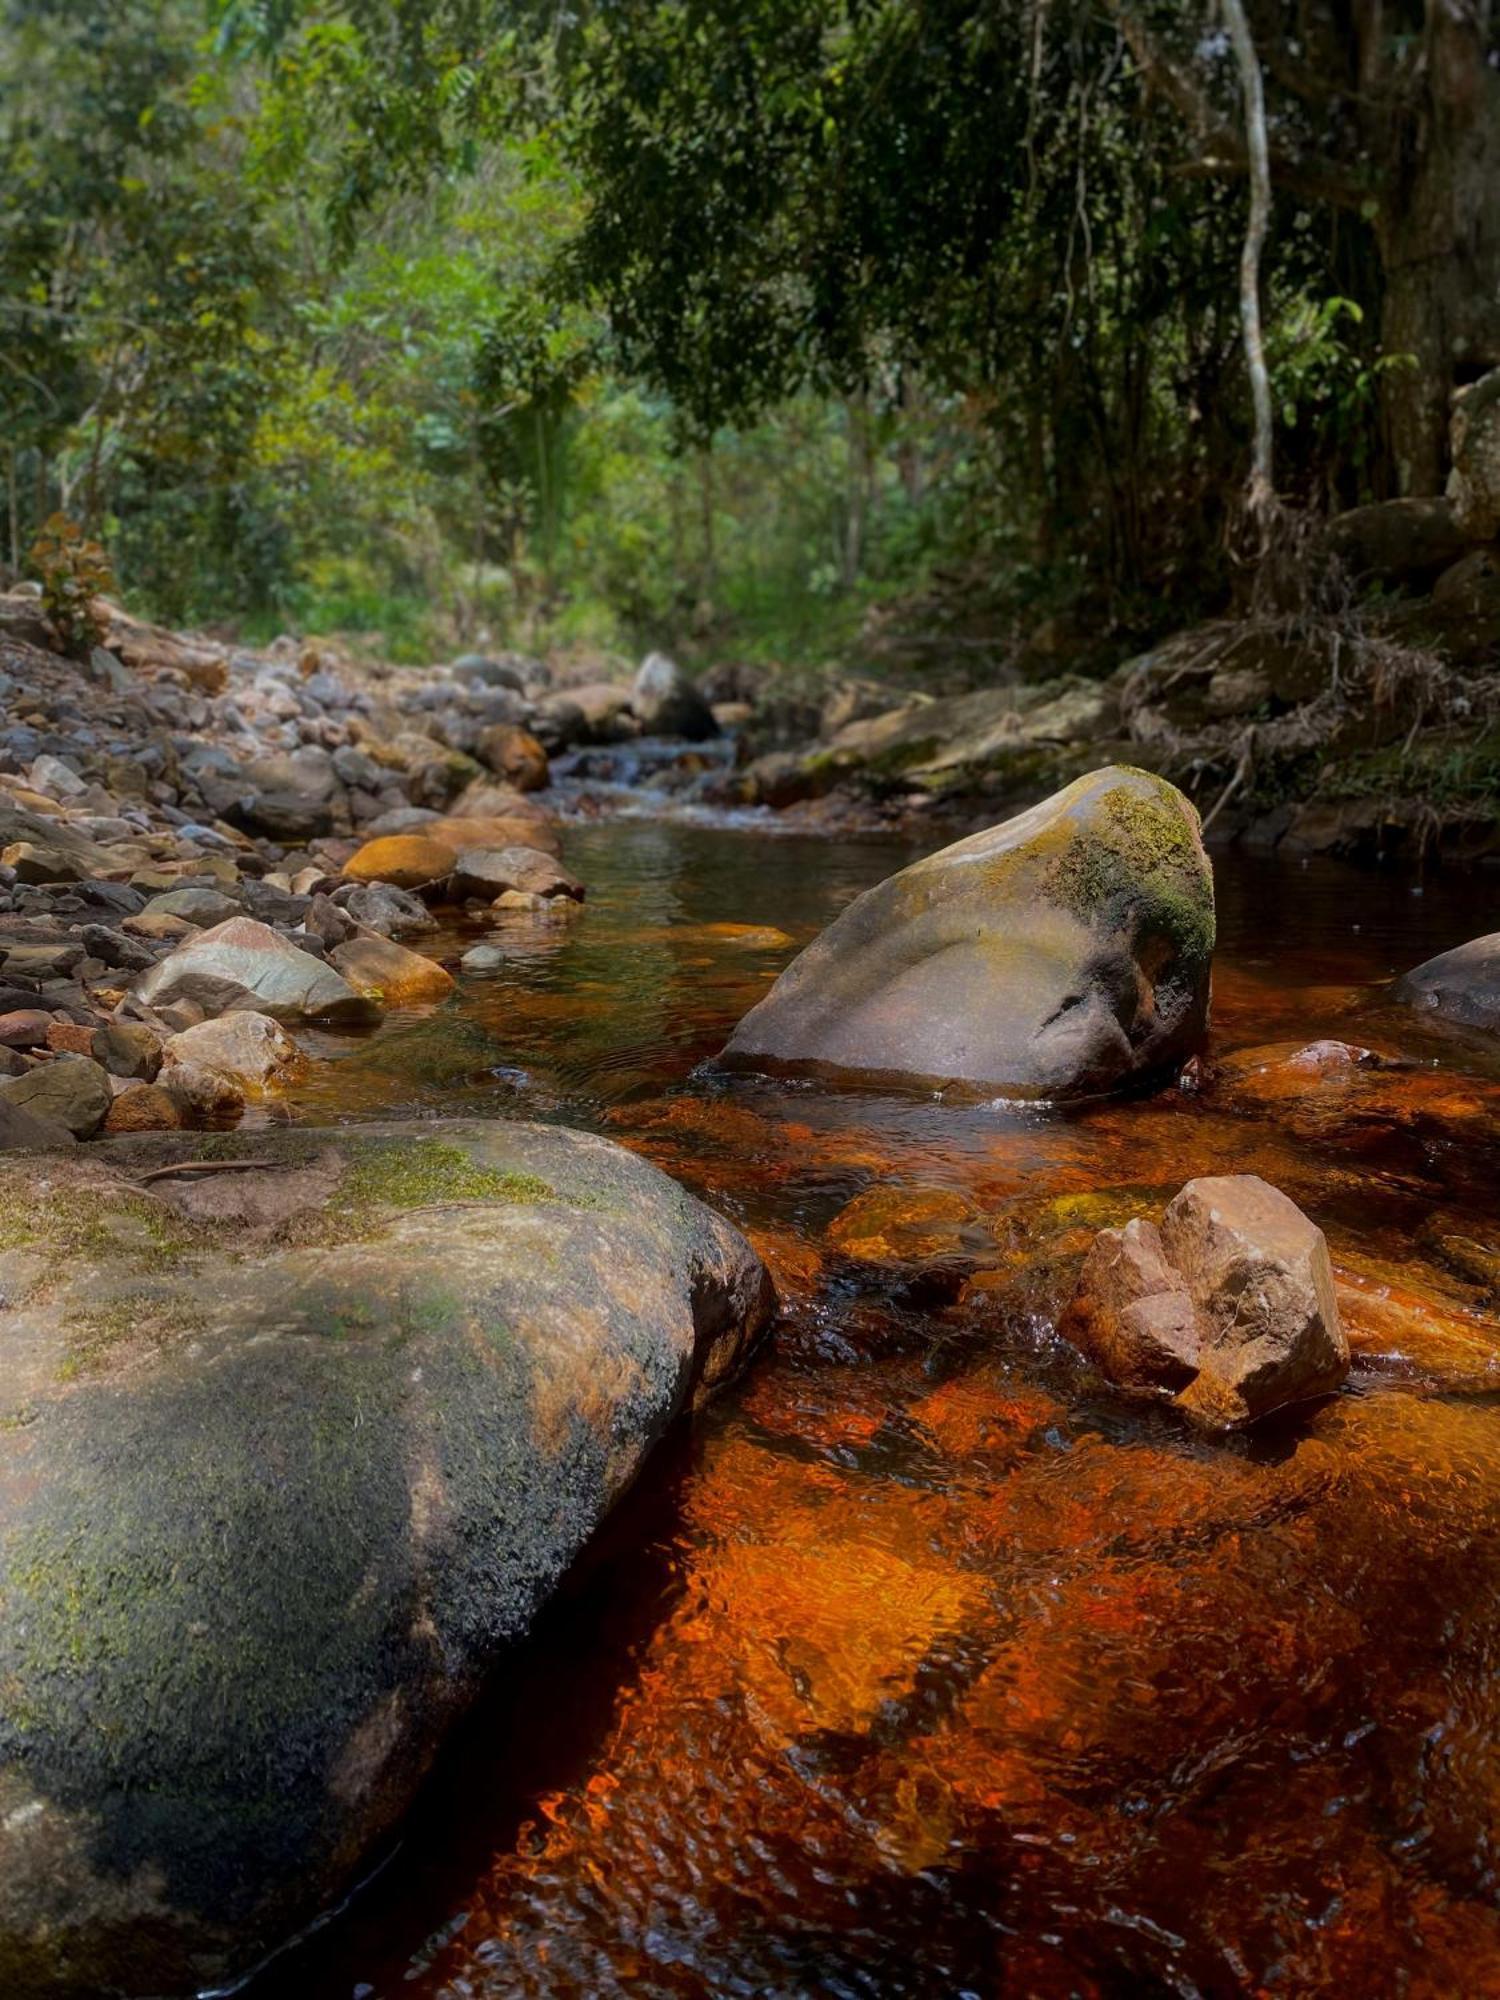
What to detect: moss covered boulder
<box><xmin>719</xmin><ymin>765</ymin><xmax>1214</xmax><ymax>1099</ymax></box>
<box><xmin>0</xmin><ymin>1121</ymin><xmax>773</xmax><ymax>1999</ymax></box>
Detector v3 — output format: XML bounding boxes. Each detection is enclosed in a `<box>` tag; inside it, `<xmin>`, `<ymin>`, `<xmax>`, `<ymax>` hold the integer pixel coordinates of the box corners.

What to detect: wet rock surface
<box><xmin>0</xmin><ymin>1120</ymin><xmax>773</xmax><ymax>2000</ymax></box>
<box><xmin>1063</xmin><ymin>1174</ymin><xmax>1350</xmax><ymax>1426</ymax></box>
<box><xmin>1393</xmin><ymin>931</ymin><xmax>1500</xmax><ymax>1029</ymax></box>
<box><xmin>719</xmin><ymin>765</ymin><xmax>1214</xmax><ymax>1098</ymax></box>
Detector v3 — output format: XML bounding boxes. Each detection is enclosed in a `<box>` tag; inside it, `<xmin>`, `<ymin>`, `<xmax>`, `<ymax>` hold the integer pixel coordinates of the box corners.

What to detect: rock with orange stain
<box><xmin>329</xmin><ymin>927</ymin><xmax>455</xmax><ymax>1006</ymax></box>
<box><xmin>342</xmin><ymin>832</ymin><xmax>456</xmax><ymax>891</ymax></box>
<box><xmin>476</xmin><ymin>723</ymin><xmax>549</xmax><ymax>793</ymax></box>
<box><xmin>0</xmin><ymin>1120</ymin><xmax>773</xmax><ymax>2000</ymax></box>
<box><xmin>101</xmin><ymin>1082</ymin><xmax>182</xmax><ymax>1132</ymax></box>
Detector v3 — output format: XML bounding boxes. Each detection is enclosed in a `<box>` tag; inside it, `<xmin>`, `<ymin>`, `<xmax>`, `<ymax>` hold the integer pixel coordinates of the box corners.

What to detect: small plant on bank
<box><xmin>28</xmin><ymin>513</ymin><xmax>114</xmax><ymax>656</ymax></box>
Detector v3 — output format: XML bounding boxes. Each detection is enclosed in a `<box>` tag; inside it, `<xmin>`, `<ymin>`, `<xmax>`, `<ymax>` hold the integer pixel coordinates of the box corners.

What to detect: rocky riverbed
<box><xmin>8</xmin><ymin>579</ymin><xmax>1500</xmax><ymax>1998</ymax></box>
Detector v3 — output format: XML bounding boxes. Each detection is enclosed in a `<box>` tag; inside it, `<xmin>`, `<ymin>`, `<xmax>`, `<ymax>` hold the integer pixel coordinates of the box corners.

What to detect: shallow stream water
<box><xmin>255</xmin><ymin>824</ymin><xmax>1500</xmax><ymax>1999</ymax></box>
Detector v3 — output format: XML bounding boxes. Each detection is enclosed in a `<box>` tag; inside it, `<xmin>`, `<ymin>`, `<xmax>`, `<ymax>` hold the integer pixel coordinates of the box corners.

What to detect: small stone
<box><xmin>1063</xmin><ymin>1174</ymin><xmax>1349</xmax><ymax>1429</ymax></box>
<box><xmin>45</xmin><ymin>1021</ymin><xmax>98</xmax><ymax>1057</ymax></box>
<box><xmin>453</xmin><ymin>846</ymin><xmax>583</xmax><ymax>901</ymax></box>
<box><xmin>122</xmin><ymin>910</ymin><xmax>199</xmax><ymax>943</ymax></box>
<box><xmin>103</xmin><ymin>1083</ymin><xmax>183</xmax><ymax>1133</ymax></box>
<box><xmin>330</xmin><ymin>930</ymin><xmax>454</xmax><ymax>1006</ymax></box>
<box><xmin>27</xmin><ymin>753</ymin><xmax>87</xmax><ymax>798</ymax></box>
<box><xmin>476</xmin><ymin>724</ymin><xmax>549</xmax><ymax>792</ymax></box>
<box><xmin>158</xmin><ymin>1060</ymin><xmax>247</xmax><ymax>1123</ymax></box>
<box><xmin>0</xmin><ymin>1010</ymin><xmax>53</xmax><ymax>1049</ymax></box>
<box><xmin>460</xmin><ymin>943</ymin><xmax>506</xmax><ymax>972</ymax></box>
<box><xmin>91</xmin><ymin>1023</ymin><xmax>163</xmax><ymax>1081</ymax></box>
<box><xmin>162</xmin><ymin>1011</ymin><xmax>302</xmax><ymax>1094</ymax></box>
<box><xmin>140</xmin><ymin>887</ymin><xmax>241</xmax><ymax>927</ymax></box>
<box><xmin>336</xmin><ymin>882</ymin><xmax>437</xmax><ymax>938</ymax></box>
<box><xmin>1</xmin><ymin>943</ymin><xmax>84</xmax><ymax>982</ymax></box>
<box><xmin>302</xmin><ymin>893</ymin><xmax>355</xmax><ymax>949</ymax></box>
<box><xmin>1063</xmin><ymin>1218</ymin><xmax>1201</xmax><ymax>1389</ymax></box>
<box><xmin>79</xmin><ymin>924</ymin><xmax>157</xmax><ymax>972</ymax></box>
<box><xmin>1</xmin><ymin>843</ymin><xmax>89</xmax><ymax>885</ymax></box>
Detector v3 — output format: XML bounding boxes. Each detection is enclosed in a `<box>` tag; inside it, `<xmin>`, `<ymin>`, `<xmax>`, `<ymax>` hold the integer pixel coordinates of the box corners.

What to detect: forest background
<box><xmin>3</xmin><ymin>0</ymin><xmax>1496</xmax><ymax>691</ymax></box>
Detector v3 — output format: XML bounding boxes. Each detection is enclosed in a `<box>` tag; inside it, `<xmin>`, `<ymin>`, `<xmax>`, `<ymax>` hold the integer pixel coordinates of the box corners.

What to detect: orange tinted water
<box><xmin>260</xmin><ymin>827</ymin><xmax>1500</xmax><ymax>1998</ymax></box>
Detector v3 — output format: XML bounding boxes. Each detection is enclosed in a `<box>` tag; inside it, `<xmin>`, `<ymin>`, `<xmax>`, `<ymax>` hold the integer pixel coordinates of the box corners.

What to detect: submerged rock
<box><xmin>1393</xmin><ymin>933</ymin><xmax>1500</xmax><ymax>1029</ymax></box>
<box><xmin>1062</xmin><ymin>1174</ymin><xmax>1350</xmax><ymax>1427</ymax></box>
<box><xmin>0</xmin><ymin>1120</ymin><xmax>774</xmax><ymax>1999</ymax></box>
<box><xmin>719</xmin><ymin>765</ymin><xmax>1214</xmax><ymax>1099</ymax></box>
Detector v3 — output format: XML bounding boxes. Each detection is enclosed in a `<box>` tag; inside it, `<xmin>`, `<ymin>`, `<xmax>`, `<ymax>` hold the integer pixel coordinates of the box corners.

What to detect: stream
<box><xmin>253</xmin><ymin>823</ymin><xmax>1500</xmax><ymax>1998</ymax></box>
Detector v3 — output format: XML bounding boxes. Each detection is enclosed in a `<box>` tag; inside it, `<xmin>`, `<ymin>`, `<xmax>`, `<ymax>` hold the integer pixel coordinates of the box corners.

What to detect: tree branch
<box><xmin>1101</xmin><ymin>0</ymin><xmax>1379</xmax><ymax>213</ymax></box>
<box><xmin>1224</xmin><ymin>0</ymin><xmax>1275</xmax><ymax>521</ymax></box>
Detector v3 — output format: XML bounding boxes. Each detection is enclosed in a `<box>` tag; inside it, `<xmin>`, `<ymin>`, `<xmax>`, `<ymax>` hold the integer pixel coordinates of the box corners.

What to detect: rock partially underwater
<box><xmin>1393</xmin><ymin>932</ymin><xmax>1500</xmax><ymax>1031</ymax></box>
<box><xmin>1062</xmin><ymin>1174</ymin><xmax>1350</xmax><ymax>1427</ymax></box>
<box><xmin>719</xmin><ymin>765</ymin><xmax>1214</xmax><ymax>1099</ymax></box>
<box><xmin>0</xmin><ymin>1121</ymin><xmax>774</xmax><ymax>1999</ymax></box>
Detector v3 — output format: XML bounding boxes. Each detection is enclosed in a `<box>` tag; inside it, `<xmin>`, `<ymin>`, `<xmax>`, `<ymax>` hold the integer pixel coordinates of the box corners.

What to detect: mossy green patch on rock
<box><xmin>325</xmin><ymin>1137</ymin><xmax>555</xmax><ymax>1239</ymax></box>
<box><xmin>1046</xmin><ymin>769</ymin><xmax>1216</xmax><ymax>968</ymax></box>
<box><xmin>0</xmin><ymin>1118</ymin><xmax>775</xmax><ymax>2000</ymax></box>
<box><xmin>56</xmin><ymin>1297</ymin><xmax>209</xmax><ymax>1383</ymax></box>
<box><xmin>0</xmin><ymin>1180</ymin><xmax>205</xmax><ymax>1275</ymax></box>
<box><xmin>720</xmin><ymin>764</ymin><xmax>1213</xmax><ymax>1101</ymax></box>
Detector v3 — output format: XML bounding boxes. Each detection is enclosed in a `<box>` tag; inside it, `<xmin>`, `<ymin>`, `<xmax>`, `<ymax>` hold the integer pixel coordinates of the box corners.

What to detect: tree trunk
<box><xmin>1376</xmin><ymin>1</ymin><xmax>1500</xmax><ymax>494</ymax></box>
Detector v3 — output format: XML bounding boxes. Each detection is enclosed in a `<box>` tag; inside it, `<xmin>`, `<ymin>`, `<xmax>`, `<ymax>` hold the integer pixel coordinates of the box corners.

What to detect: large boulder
<box><xmin>719</xmin><ymin>766</ymin><xmax>1214</xmax><ymax>1099</ymax></box>
<box><xmin>1393</xmin><ymin>933</ymin><xmax>1500</xmax><ymax>1029</ymax></box>
<box><xmin>0</xmin><ymin>1121</ymin><xmax>773</xmax><ymax>1998</ymax></box>
<box><xmin>131</xmin><ymin>917</ymin><xmax>376</xmax><ymax>1027</ymax></box>
<box><xmin>632</xmin><ymin>653</ymin><xmax>719</xmax><ymax>741</ymax></box>
<box><xmin>1324</xmin><ymin>496</ymin><xmax>1473</xmax><ymax>586</ymax></box>
<box><xmin>1062</xmin><ymin>1175</ymin><xmax>1349</xmax><ymax>1427</ymax></box>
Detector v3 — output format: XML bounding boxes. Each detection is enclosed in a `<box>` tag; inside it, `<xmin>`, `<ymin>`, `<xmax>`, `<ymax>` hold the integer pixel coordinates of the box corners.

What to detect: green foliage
<box><xmin>28</xmin><ymin>513</ymin><xmax>113</xmax><ymax>654</ymax></box>
<box><xmin>0</xmin><ymin>0</ymin><xmax>1449</xmax><ymax>675</ymax></box>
